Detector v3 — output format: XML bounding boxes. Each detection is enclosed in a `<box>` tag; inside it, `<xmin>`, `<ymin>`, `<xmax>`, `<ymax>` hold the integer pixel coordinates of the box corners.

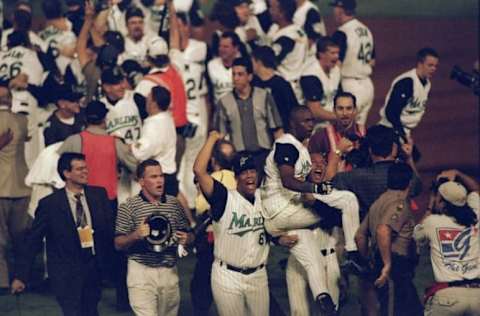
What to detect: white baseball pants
<box><xmin>211</xmin><ymin>259</ymin><xmax>269</xmax><ymax>316</ymax></box>
<box><xmin>178</xmin><ymin>103</ymin><xmax>208</xmax><ymax>208</ymax></box>
<box><xmin>286</xmin><ymin>228</ymin><xmax>341</xmax><ymax>316</ymax></box>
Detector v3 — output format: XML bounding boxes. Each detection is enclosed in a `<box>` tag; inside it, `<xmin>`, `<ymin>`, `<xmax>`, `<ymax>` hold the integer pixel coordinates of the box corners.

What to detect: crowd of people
<box><xmin>0</xmin><ymin>0</ymin><xmax>478</xmax><ymax>315</ymax></box>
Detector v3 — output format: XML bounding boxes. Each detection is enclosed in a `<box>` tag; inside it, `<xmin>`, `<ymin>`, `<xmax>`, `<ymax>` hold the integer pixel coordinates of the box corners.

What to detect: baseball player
<box><xmin>100</xmin><ymin>67</ymin><xmax>144</xmax><ymax>144</ymax></box>
<box><xmin>267</xmin><ymin>0</ymin><xmax>309</xmax><ymax>102</ymax></box>
<box><xmin>293</xmin><ymin>0</ymin><xmax>327</xmax><ymax>73</ymax></box>
<box><xmin>0</xmin><ymin>30</ymin><xmax>51</xmax><ymax>168</ymax></box>
<box><xmin>207</xmin><ymin>31</ymin><xmax>241</xmax><ymax>104</ymax></box>
<box><xmin>378</xmin><ymin>47</ymin><xmax>439</xmax><ymax>137</ymax></box>
<box><xmin>231</xmin><ymin>0</ymin><xmax>270</xmax><ymax>52</ymax></box>
<box><xmin>300</xmin><ymin>36</ymin><xmax>341</xmax><ymax>126</ymax></box>
<box><xmin>286</xmin><ymin>152</ymin><xmax>342</xmax><ymax>315</ymax></box>
<box><xmin>99</xmin><ymin>66</ymin><xmax>144</xmax><ymax>203</ymax></box>
<box><xmin>0</xmin><ymin>3</ymin><xmax>48</xmax><ymax>52</ymax></box>
<box><xmin>331</xmin><ymin>0</ymin><xmax>374</xmax><ymax>126</ymax></box>
<box><xmin>260</xmin><ymin>106</ymin><xmax>362</xmax><ymax>314</ymax></box>
<box><xmin>118</xmin><ymin>6</ymin><xmax>155</xmax><ymax>66</ymax></box>
<box><xmin>293</xmin><ymin>0</ymin><xmax>327</xmax><ymax>41</ymax></box>
<box><xmin>38</xmin><ymin>0</ymin><xmax>84</xmax><ymax>84</ymax></box>
<box><xmin>171</xmin><ymin>12</ymin><xmax>210</xmax><ymax>209</ymax></box>
<box><xmin>194</xmin><ymin>131</ymin><xmax>270</xmax><ymax>316</ymax></box>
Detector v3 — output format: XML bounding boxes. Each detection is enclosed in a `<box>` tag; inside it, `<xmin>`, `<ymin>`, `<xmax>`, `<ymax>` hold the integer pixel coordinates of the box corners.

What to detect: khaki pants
<box><xmin>425</xmin><ymin>287</ymin><xmax>480</xmax><ymax>316</ymax></box>
<box><xmin>0</xmin><ymin>197</ymin><xmax>31</xmax><ymax>288</ymax></box>
<box><xmin>127</xmin><ymin>259</ymin><xmax>180</xmax><ymax>316</ymax></box>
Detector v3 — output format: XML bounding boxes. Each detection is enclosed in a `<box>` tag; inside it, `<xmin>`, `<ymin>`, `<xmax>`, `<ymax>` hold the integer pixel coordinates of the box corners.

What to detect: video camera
<box><xmin>450</xmin><ymin>65</ymin><xmax>480</xmax><ymax>96</ymax></box>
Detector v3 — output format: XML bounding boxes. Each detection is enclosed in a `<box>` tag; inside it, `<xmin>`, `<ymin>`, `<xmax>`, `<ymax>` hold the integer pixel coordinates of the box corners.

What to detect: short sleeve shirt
<box><xmin>366</xmin><ymin>190</ymin><xmax>415</xmax><ymax>257</ymax></box>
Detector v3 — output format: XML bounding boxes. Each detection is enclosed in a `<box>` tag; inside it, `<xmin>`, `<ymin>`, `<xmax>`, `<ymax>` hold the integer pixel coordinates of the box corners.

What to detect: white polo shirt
<box><xmin>131</xmin><ymin>111</ymin><xmax>177</xmax><ymax>174</ymax></box>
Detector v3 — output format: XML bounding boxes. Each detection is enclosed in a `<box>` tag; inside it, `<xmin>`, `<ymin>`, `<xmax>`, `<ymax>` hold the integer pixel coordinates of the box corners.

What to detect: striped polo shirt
<box><xmin>115</xmin><ymin>192</ymin><xmax>190</xmax><ymax>267</ymax></box>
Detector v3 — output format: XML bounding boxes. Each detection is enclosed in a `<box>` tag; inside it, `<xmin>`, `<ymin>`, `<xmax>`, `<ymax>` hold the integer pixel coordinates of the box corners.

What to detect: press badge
<box><xmin>77</xmin><ymin>226</ymin><xmax>94</xmax><ymax>248</ymax></box>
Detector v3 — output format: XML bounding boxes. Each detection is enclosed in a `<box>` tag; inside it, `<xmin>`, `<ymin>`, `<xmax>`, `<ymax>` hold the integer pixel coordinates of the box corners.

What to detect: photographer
<box><xmin>309</xmin><ymin>91</ymin><xmax>367</xmax><ymax>179</ymax></box>
<box><xmin>115</xmin><ymin>159</ymin><xmax>194</xmax><ymax>316</ymax></box>
<box><xmin>332</xmin><ymin>125</ymin><xmax>422</xmax><ymax>316</ymax></box>
<box><xmin>414</xmin><ymin>169</ymin><xmax>480</xmax><ymax>315</ymax></box>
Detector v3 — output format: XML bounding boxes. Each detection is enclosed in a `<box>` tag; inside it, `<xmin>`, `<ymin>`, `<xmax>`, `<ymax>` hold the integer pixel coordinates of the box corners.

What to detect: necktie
<box><xmin>74</xmin><ymin>193</ymin><xmax>87</xmax><ymax>227</ymax></box>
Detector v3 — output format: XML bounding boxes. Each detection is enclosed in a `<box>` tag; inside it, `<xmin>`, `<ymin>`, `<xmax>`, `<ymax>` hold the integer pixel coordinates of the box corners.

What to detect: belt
<box><xmin>219</xmin><ymin>261</ymin><xmax>265</xmax><ymax>275</ymax></box>
<box><xmin>448</xmin><ymin>278</ymin><xmax>480</xmax><ymax>288</ymax></box>
<box><xmin>321</xmin><ymin>248</ymin><xmax>335</xmax><ymax>256</ymax></box>
<box><xmin>424</xmin><ymin>278</ymin><xmax>480</xmax><ymax>303</ymax></box>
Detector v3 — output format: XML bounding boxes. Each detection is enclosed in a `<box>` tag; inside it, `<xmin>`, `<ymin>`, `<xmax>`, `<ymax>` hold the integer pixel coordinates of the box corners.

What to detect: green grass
<box><xmin>0</xmin><ymin>246</ymin><xmax>435</xmax><ymax>315</ymax></box>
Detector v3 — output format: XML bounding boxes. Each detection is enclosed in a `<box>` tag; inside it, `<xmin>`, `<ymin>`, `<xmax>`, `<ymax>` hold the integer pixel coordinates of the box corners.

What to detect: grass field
<box><xmin>0</xmin><ymin>246</ymin><xmax>435</xmax><ymax>316</ymax></box>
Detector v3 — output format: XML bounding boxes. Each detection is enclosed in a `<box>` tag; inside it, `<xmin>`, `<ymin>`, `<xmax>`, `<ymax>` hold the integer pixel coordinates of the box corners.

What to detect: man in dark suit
<box><xmin>11</xmin><ymin>152</ymin><xmax>114</xmax><ymax>316</ymax></box>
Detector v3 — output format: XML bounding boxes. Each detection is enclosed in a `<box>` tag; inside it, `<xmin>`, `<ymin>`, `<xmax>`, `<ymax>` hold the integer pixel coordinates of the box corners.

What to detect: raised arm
<box><xmin>193</xmin><ymin>131</ymin><xmax>223</xmax><ymax>198</ymax></box>
<box><xmin>437</xmin><ymin>169</ymin><xmax>479</xmax><ymax>193</ymax></box>
<box><xmin>76</xmin><ymin>1</ymin><xmax>96</xmax><ymax>68</ymax></box>
<box><xmin>168</xmin><ymin>0</ymin><xmax>180</xmax><ymax>51</ymax></box>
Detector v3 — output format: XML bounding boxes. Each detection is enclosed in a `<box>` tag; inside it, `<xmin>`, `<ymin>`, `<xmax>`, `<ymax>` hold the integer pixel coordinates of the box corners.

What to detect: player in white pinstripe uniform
<box><xmin>260</xmin><ymin>106</ymin><xmax>362</xmax><ymax>314</ymax></box>
<box><xmin>194</xmin><ymin>131</ymin><xmax>270</xmax><ymax>316</ymax></box>
<box><xmin>172</xmin><ymin>12</ymin><xmax>210</xmax><ymax>210</ymax></box>
<box><xmin>99</xmin><ymin>66</ymin><xmax>144</xmax><ymax>203</ymax></box>
<box><xmin>286</xmin><ymin>153</ymin><xmax>342</xmax><ymax>315</ymax></box>
<box><xmin>331</xmin><ymin>0</ymin><xmax>375</xmax><ymax>126</ymax></box>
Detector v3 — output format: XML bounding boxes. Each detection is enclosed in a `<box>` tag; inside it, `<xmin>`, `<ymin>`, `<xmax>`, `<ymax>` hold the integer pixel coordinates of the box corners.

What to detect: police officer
<box><xmin>355</xmin><ymin>163</ymin><xmax>423</xmax><ymax>316</ymax></box>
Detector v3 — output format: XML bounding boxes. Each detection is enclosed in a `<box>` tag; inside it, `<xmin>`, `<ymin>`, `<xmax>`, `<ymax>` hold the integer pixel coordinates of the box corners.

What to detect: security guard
<box><xmin>355</xmin><ymin>162</ymin><xmax>423</xmax><ymax>316</ymax></box>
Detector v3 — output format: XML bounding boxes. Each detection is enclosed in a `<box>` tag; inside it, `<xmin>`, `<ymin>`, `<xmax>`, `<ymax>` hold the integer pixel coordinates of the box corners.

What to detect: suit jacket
<box><xmin>16</xmin><ymin>186</ymin><xmax>113</xmax><ymax>300</ymax></box>
<box><xmin>0</xmin><ymin>108</ymin><xmax>31</xmax><ymax>197</ymax></box>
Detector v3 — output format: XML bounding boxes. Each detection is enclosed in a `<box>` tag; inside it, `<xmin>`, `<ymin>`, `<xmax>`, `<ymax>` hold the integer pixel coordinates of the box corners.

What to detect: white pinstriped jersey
<box><xmin>38</xmin><ymin>23</ymin><xmax>83</xmax><ymax>82</ymax></box>
<box><xmin>379</xmin><ymin>68</ymin><xmax>431</xmax><ymax>131</ymax></box>
<box><xmin>0</xmin><ymin>46</ymin><xmax>45</xmax><ymax>114</ymax></box>
<box><xmin>213</xmin><ymin>190</ymin><xmax>269</xmax><ymax>267</ymax></box>
<box><xmin>207</xmin><ymin>57</ymin><xmax>233</xmax><ymax>104</ymax></box>
<box><xmin>338</xmin><ymin>18</ymin><xmax>374</xmax><ymax>78</ymax></box>
<box><xmin>293</xmin><ymin>1</ymin><xmax>326</xmax><ymax>38</ymax></box>
<box><xmin>261</xmin><ymin>133</ymin><xmax>312</xmax><ymax>218</ymax></box>
<box><xmin>269</xmin><ymin>24</ymin><xmax>308</xmax><ymax>82</ymax></box>
<box><xmin>0</xmin><ymin>29</ymin><xmax>48</xmax><ymax>52</ymax></box>
<box><xmin>101</xmin><ymin>90</ymin><xmax>142</xmax><ymax>144</ymax></box>
<box><xmin>301</xmin><ymin>62</ymin><xmax>341</xmax><ymax>113</ymax></box>
<box><xmin>119</xmin><ymin>33</ymin><xmax>155</xmax><ymax>66</ymax></box>
<box><xmin>235</xmin><ymin>15</ymin><xmax>269</xmax><ymax>50</ymax></box>
<box><xmin>171</xmin><ymin>40</ymin><xmax>208</xmax><ymax>118</ymax></box>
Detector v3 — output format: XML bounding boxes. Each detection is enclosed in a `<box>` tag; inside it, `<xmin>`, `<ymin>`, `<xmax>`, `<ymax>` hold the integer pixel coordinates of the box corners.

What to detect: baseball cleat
<box><xmin>316</xmin><ymin>292</ymin><xmax>337</xmax><ymax>316</ymax></box>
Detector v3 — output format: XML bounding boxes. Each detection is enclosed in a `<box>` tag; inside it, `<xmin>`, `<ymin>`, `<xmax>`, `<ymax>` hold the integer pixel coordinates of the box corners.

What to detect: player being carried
<box><xmin>260</xmin><ymin>106</ymin><xmax>364</xmax><ymax>314</ymax></box>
